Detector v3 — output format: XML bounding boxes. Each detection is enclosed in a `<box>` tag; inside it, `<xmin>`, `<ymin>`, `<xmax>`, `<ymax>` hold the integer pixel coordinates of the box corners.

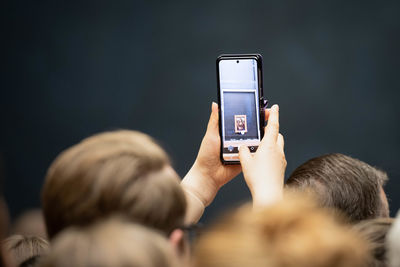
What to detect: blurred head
<box><xmin>286</xmin><ymin>153</ymin><xmax>389</xmax><ymax>222</ymax></box>
<box><xmin>0</xmin><ymin>154</ymin><xmax>8</xmax><ymax>237</ymax></box>
<box><xmin>0</xmin><ymin>198</ymin><xmax>10</xmax><ymax>266</ymax></box>
<box><xmin>0</xmin><ymin>155</ymin><xmax>11</xmax><ymax>267</ymax></box>
<box><xmin>12</xmin><ymin>209</ymin><xmax>47</xmax><ymax>239</ymax></box>
<box><xmin>193</xmin><ymin>193</ymin><xmax>368</xmax><ymax>267</ymax></box>
<box><xmin>41</xmin><ymin>130</ymin><xmax>187</xmax><ymax>239</ymax></box>
<box><xmin>0</xmin><ymin>197</ymin><xmax>9</xmax><ymax>242</ymax></box>
<box><xmin>353</xmin><ymin>218</ymin><xmax>394</xmax><ymax>267</ymax></box>
<box><xmin>387</xmin><ymin>212</ymin><xmax>400</xmax><ymax>267</ymax></box>
<box><xmin>2</xmin><ymin>235</ymin><xmax>49</xmax><ymax>267</ymax></box>
<box><xmin>39</xmin><ymin>218</ymin><xmax>179</xmax><ymax>267</ymax></box>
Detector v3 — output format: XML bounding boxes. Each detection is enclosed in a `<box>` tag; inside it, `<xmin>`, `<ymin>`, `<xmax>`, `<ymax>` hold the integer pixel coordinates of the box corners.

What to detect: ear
<box><xmin>169</xmin><ymin>229</ymin><xmax>184</xmax><ymax>254</ymax></box>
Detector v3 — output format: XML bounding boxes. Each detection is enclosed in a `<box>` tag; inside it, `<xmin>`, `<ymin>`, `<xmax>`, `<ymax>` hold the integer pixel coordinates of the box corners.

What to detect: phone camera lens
<box><xmin>236</xmin><ymin>60</ymin><xmax>239</xmax><ymax>63</ymax></box>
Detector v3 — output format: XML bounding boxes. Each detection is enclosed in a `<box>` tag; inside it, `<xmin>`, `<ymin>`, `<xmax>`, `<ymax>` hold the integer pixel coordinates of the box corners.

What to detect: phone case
<box><xmin>216</xmin><ymin>54</ymin><xmax>266</xmax><ymax>165</ymax></box>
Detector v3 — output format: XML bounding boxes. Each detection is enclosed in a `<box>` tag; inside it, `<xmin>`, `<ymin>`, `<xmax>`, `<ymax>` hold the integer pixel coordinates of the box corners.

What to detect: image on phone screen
<box><xmin>218</xmin><ymin>58</ymin><xmax>261</xmax><ymax>162</ymax></box>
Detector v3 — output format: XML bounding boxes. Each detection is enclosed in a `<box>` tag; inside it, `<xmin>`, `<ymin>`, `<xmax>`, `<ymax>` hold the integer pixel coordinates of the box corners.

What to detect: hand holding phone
<box><xmin>181</xmin><ymin>102</ymin><xmax>241</xmax><ymax>223</ymax></box>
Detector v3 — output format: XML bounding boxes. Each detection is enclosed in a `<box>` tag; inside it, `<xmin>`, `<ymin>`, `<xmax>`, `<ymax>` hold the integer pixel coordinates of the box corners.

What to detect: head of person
<box><xmin>353</xmin><ymin>218</ymin><xmax>394</xmax><ymax>267</ymax></box>
<box><xmin>12</xmin><ymin>209</ymin><xmax>47</xmax><ymax>239</ymax></box>
<box><xmin>193</xmin><ymin>193</ymin><xmax>368</xmax><ymax>267</ymax></box>
<box><xmin>41</xmin><ymin>130</ymin><xmax>187</xmax><ymax>251</ymax></box>
<box><xmin>0</xmin><ymin>196</ymin><xmax>10</xmax><ymax>267</ymax></box>
<box><xmin>2</xmin><ymin>235</ymin><xmax>49</xmax><ymax>267</ymax></box>
<box><xmin>387</xmin><ymin>211</ymin><xmax>400</xmax><ymax>267</ymax></box>
<box><xmin>286</xmin><ymin>153</ymin><xmax>389</xmax><ymax>223</ymax></box>
<box><xmin>39</xmin><ymin>218</ymin><xmax>179</xmax><ymax>267</ymax></box>
<box><xmin>0</xmin><ymin>155</ymin><xmax>12</xmax><ymax>267</ymax></box>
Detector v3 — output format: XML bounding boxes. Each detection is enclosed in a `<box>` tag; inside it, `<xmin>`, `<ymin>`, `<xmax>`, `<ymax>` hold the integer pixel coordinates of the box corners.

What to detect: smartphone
<box><xmin>216</xmin><ymin>54</ymin><xmax>265</xmax><ymax>164</ymax></box>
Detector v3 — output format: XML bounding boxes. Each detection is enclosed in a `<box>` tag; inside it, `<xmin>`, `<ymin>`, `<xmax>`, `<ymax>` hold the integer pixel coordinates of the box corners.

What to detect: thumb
<box><xmin>206</xmin><ymin>102</ymin><xmax>219</xmax><ymax>134</ymax></box>
<box><xmin>239</xmin><ymin>146</ymin><xmax>252</xmax><ymax>170</ymax></box>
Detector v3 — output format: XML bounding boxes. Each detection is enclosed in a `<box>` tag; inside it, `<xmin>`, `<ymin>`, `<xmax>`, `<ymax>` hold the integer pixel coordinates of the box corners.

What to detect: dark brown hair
<box><xmin>41</xmin><ymin>130</ymin><xmax>187</xmax><ymax>238</ymax></box>
<box><xmin>286</xmin><ymin>153</ymin><xmax>388</xmax><ymax>222</ymax></box>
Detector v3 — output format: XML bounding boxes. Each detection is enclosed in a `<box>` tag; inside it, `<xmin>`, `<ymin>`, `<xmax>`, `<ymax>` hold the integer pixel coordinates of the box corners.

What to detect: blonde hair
<box><xmin>193</xmin><ymin>193</ymin><xmax>368</xmax><ymax>267</ymax></box>
<box><xmin>2</xmin><ymin>235</ymin><xmax>49</xmax><ymax>266</ymax></box>
<box><xmin>39</xmin><ymin>218</ymin><xmax>179</xmax><ymax>267</ymax></box>
<box><xmin>42</xmin><ymin>130</ymin><xmax>186</xmax><ymax>238</ymax></box>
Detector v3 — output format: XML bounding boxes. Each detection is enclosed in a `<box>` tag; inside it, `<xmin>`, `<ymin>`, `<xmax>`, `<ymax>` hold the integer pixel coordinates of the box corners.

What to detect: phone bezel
<box><xmin>216</xmin><ymin>54</ymin><xmax>265</xmax><ymax>165</ymax></box>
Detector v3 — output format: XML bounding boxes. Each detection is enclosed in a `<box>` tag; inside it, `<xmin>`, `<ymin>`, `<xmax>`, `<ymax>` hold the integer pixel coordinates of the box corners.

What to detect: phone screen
<box><xmin>218</xmin><ymin>57</ymin><xmax>262</xmax><ymax>162</ymax></box>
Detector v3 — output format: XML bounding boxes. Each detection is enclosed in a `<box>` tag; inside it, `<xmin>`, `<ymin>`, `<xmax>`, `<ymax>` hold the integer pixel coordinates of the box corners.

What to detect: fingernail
<box><xmin>272</xmin><ymin>104</ymin><xmax>279</xmax><ymax>111</ymax></box>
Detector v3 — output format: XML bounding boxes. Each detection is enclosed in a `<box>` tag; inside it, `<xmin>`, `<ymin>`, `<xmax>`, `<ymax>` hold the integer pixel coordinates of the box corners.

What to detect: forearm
<box><xmin>181</xmin><ymin>164</ymin><xmax>220</xmax><ymax>224</ymax></box>
<box><xmin>181</xmin><ymin>185</ymin><xmax>205</xmax><ymax>224</ymax></box>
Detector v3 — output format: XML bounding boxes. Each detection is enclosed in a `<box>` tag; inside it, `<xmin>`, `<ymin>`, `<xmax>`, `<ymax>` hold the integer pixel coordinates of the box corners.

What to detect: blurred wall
<box><xmin>2</xmin><ymin>0</ymin><xmax>400</xmax><ymax>223</ymax></box>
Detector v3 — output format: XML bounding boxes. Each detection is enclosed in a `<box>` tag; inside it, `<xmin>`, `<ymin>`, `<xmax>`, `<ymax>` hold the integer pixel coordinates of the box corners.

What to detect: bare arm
<box><xmin>181</xmin><ymin>102</ymin><xmax>241</xmax><ymax>223</ymax></box>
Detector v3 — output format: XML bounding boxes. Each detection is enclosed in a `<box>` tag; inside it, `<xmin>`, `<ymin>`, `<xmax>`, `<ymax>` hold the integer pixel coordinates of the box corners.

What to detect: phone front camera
<box><xmin>236</xmin><ymin>60</ymin><xmax>239</xmax><ymax>63</ymax></box>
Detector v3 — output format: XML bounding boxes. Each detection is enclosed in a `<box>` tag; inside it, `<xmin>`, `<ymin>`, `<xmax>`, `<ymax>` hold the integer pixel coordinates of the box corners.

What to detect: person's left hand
<box><xmin>181</xmin><ymin>102</ymin><xmax>241</xmax><ymax>209</ymax></box>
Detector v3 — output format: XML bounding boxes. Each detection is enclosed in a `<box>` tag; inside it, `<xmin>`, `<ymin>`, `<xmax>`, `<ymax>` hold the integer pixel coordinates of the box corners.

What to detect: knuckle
<box><xmin>281</xmin><ymin>155</ymin><xmax>287</xmax><ymax>166</ymax></box>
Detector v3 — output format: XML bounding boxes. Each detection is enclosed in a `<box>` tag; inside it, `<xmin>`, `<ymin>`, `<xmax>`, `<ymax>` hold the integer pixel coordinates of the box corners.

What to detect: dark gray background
<box><xmin>2</xmin><ymin>0</ymin><xmax>399</xmax><ymax>224</ymax></box>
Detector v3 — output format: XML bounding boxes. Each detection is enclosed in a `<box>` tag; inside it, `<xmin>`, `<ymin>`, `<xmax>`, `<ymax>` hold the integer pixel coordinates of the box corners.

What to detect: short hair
<box><xmin>387</xmin><ymin>211</ymin><xmax>400</xmax><ymax>267</ymax></box>
<box><xmin>41</xmin><ymin>130</ymin><xmax>187</xmax><ymax>238</ymax></box>
<box><xmin>353</xmin><ymin>218</ymin><xmax>394</xmax><ymax>267</ymax></box>
<box><xmin>39</xmin><ymin>218</ymin><xmax>178</xmax><ymax>267</ymax></box>
<box><xmin>286</xmin><ymin>153</ymin><xmax>388</xmax><ymax>222</ymax></box>
<box><xmin>12</xmin><ymin>209</ymin><xmax>47</xmax><ymax>239</ymax></box>
<box><xmin>193</xmin><ymin>193</ymin><xmax>368</xmax><ymax>267</ymax></box>
<box><xmin>2</xmin><ymin>235</ymin><xmax>49</xmax><ymax>267</ymax></box>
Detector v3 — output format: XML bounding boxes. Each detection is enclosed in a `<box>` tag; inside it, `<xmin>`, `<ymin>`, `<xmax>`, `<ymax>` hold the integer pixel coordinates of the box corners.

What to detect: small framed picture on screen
<box><xmin>234</xmin><ymin>115</ymin><xmax>247</xmax><ymax>134</ymax></box>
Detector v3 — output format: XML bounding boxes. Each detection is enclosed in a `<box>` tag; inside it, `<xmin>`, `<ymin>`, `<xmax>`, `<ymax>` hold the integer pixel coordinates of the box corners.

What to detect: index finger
<box><xmin>263</xmin><ymin>104</ymin><xmax>279</xmax><ymax>144</ymax></box>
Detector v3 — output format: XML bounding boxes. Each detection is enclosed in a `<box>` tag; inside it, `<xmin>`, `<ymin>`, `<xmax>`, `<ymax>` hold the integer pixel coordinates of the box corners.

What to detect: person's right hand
<box><xmin>239</xmin><ymin>104</ymin><xmax>286</xmax><ymax>207</ymax></box>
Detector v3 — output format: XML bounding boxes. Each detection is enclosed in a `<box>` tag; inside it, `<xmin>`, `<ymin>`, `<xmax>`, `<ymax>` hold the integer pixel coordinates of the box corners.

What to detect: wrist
<box><xmin>181</xmin><ymin>163</ymin><xmax>220</xmax><ymax>207</ymax></box>
<box><xmin>249</xmin><ymin>180</ymin><xmax>283</xmax><ymax>208</ymax></box>
<box><xmin>181</xmin><ymin>186</ymin><xmax>205</xmax><ymax>224</ymax></box>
